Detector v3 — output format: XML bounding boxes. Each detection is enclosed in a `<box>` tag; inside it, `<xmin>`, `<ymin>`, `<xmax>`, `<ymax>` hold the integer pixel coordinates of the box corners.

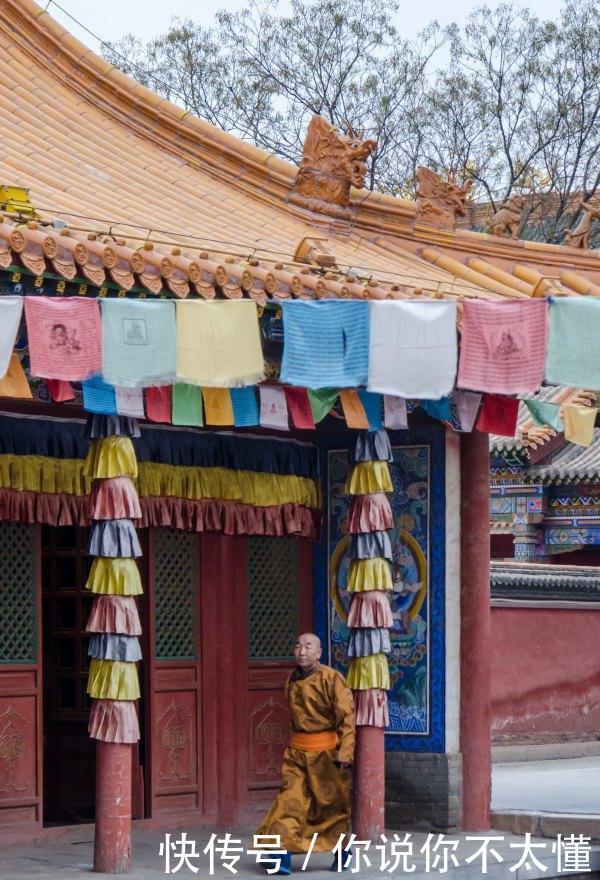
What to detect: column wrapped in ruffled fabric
<box><xmin>344</xmin><ymin>429</ymin><xmax>394</xmax><ymax>729</ymax></box>
<box><xmin>83</xmin><ymin>415</ymin><xmax>143</xmax><ymax>744</ymax></box>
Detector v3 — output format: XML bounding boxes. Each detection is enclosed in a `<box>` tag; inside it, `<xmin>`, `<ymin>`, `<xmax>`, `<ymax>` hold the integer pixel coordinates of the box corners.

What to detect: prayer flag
<box><xmin>358</xmin><ymin>390</ymin><xmax>383</xmax><ymax>430</ymax></box>
<box><xmin>0</xmin><ymin>296</ymin><xmax>23</xmax><ymax>379</ymax></box>
<box><xmin>101</xmin><ymin>299</ymin><xmax>176</xmax><ymax>388</ymax></box>
<box><xmin>115</xmin><ymin>387</ymin><xmax>145</xmax><ymax>419</ymax></box>
<box><xmin>421</xmin><ymin>397</ymin><xmax>452</xmax><ymax>421</ymax></box>
<box><xmin>230</xmin><ymin>387</ymin><xmax>259</xmax><ymax>427</ymax></box>
<box><xmin>45</xmin><ymin>379</ymin><xmax>75</xmax><ymax>402</ymax></box>
<box><xmin>563</xmin><ymin>405</ymin><xmax>597</xmax><ymax>447</ymax></box>
<box><xmin>280</xmin><ymin>300</ymin><xmax>369</xmax><ymax>389</ymax></box>
<box><xmin>176</xmin><ymin>300</ymin><xmax>264</xmax><ymax>387</ymax></box>
<box><xmin>383</xmin><ymin>395</ymin><xmax>408</xmax><ymax>430</ymax></box>
<box><xmin>172</xmin><ymin>383</ymin><xmax>203</xmax><ymax>427</ymax></box>
<box><xmin>454</xmin><ymin>390</ymin><xmax>482</xmax><ymax>432</ymax></box>
<box><xmin>259</xmin><ymin>385</ymin><xmax>289</xmax><ymax>431</ymax></box>
<box><xmin>368</xmin><ymin>300</ymin><xmax>457</xmax><ymax>399</ymax></box>
<box><xmin>524</xmin><ymin>399</ymin><xmax>564</xmax><ymax>432</ymax></box>
<box><xmin>0</xmin><ymin>353</ymin><xmax>32</xmax><ymax>399</ymax></box>
<box><xmin>545</xmin><ymin>298</ymin><xmax>600</xmax><ymax>388</ymax></box>
<box><xmin>476</xmin><ymin>394</ymin><xmax>519</xmax><ymax>436</ymax></box>
<box><xmin>284</xmin><ymin>387</ymin><xmax>315</xmax><ymax>430</ymax></box>
<box><xmin>308</xmin><ymin>388</ymin><xmax>339</xmax><ymax>423</ymax></box>
<box><xmin>340</xmin><ymin>389</ymin><xmax>369</xmax><ymax>429</ymax></box>
<box><xmin>24</xmin><ymin>296</ymin><xmax>101</xmax><ymax>380</ymax></box>
<box><xmin>82</xmin><ymin>374</ymin><xmax>117</xmax><ymax>415</ymax></box>
<box><xmin>458</xmin><ymin>299</ymin><xmax>548</xmax><ymax>394</ymax></box>
<box><xmin>202</xmin><ymin>388</ymin><xmax>234</xmax><ymax>426</ymax></box>
<box><xmin>145</xmin><ymin>386</ymin><xmax>172</xmax><ymax>424</ymax></box>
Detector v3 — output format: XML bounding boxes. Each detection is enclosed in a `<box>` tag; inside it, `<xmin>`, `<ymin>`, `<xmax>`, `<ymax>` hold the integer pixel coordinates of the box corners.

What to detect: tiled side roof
<box><xmin>527</xmin><ymin>429</ymin><xmax>600</xmax><ymax>483</ymax></box>
<box><xmin>491</xmin><ymin>560</ymin><xmax>600</xmax><ymax>590</ymax></box>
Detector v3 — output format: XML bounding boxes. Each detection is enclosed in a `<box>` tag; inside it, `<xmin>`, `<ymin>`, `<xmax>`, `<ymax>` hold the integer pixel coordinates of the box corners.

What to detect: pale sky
<box><xmin>49</xmin><ymin>0</ymin><xmax>567</xmax><ymax>46</ymax></box>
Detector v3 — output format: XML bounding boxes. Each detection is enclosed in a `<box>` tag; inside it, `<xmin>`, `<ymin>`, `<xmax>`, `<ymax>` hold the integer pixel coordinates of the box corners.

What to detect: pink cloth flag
<box><xmin>116</xmin><ymin>386</ymin><xmax>145</xmax><ymax>418</ymax></box>
<box><xmin>24</xmin><ymin>297</ymin><xmax>102</xmax><ymax>381</ymax></box>
<box><xmin>458</xmin><ymin>299</ymin><xmax>548</xmax><ymax>394</ymax></box>
<box><xmin>259</xmin><ymin>385</ymin><xmax>289</xmax><ymax>431</ymax></box>
<box><xmin>383</xmin><ymin>395</ymin><xmax>408</xmax><ymax>429</ymax></box>
<box><xmin>454</xmin><ymin>390</ymin><xmax>482</xmax><ymax>432</ymax></box>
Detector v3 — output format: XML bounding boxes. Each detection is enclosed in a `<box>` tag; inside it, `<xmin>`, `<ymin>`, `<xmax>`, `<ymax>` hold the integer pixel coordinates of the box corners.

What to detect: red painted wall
<box><xmin>491</xmin><ymin>607</ymin><xmax>600</xmax><ymax>741</ymax></box>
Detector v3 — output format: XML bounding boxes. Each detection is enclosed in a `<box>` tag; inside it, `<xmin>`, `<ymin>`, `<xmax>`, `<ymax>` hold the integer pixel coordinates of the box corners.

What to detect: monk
<box><xmin>257</xmin><ymin>633</ymin><xmax>355</xmax><ymax>874</ymax></box>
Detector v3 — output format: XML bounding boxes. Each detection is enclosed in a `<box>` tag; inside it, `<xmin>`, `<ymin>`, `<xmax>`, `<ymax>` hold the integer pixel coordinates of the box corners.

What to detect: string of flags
<box><xmin>0</xmin><ymin>294</ymin><xmax>599</xmax><ymax>444</ymax></box>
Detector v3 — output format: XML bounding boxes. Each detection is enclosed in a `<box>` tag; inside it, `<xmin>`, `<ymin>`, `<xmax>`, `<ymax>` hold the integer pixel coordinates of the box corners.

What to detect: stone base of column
<box><xmin>385</xmin><ymin>752</ymin><xmax>462</xmax><ymax>831</ymax></box>
<box><xmin>94</xmin><ymin>741</ymin><xmax>132</xmax><ymax>874</ymax></box>
<box><xmin>352</xmin><ymin>726</ymin><xmax>385</xmax><ymax>839</ymax></box>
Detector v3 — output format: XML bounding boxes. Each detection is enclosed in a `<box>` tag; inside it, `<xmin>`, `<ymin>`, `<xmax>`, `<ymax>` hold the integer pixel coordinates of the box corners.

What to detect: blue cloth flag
<box><xmin>280</xmin><ymin>301</ymin><xmax>369</xmax><ymax>389</ymax></box>
<box><xmin>230</xmin><ymin>387</ymin><xmax>260</xmax><ymax>427</ymax></box>
<box><xmin>421</xmin><ymin>397</ymin><xmax>452</xmax><ymax>421</ymax></box>
<box><xmin>358</xmin><ymin>390</ymin><xmax>382</xmax><ymax>430</ymax></box>
<box><xmin>82</xmin><ymin>374</ymin><xmax>117</xmax><ymax>415</ymax></box>
<box><xmin>101</xmin><ymin>299</ymin><xmax>176</xmax><ymax>388</ymax></box>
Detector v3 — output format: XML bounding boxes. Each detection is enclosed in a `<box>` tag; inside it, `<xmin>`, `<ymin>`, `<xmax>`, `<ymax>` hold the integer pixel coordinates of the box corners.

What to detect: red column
<box><xmin>352</xmin><ymin>726</ymin><xmax>385</xmax><ymax>839</ymax></box>
<box><xmin>459</xmin><ymin>431</ymin><xmax>491</xmax><ymax>830</ymax></box>
<box><xmin>94</xmin><ymin>741</ymin><xmax>132</xmax><ymax>874</ymax></box>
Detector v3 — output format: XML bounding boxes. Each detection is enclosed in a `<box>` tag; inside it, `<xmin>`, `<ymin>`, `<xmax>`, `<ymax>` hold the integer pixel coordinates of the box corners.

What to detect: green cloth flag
<box><xmin>172</xmin><ymin>383</ymin><xmax>203</xmax><ymax>427</ymax></box>
<box><xmin>524</xmin><ymin>399</ymin><xmax>564</xmax><ymax>431</ymax></box>
<box><xmin>545</xmin><ymin>298</ymin><xmax>600</xmax><ymax>388</ymax></box>
<box><xmin>308</xmin><ymin>388</ymin><xmax>339</xmax><ymax>423</ymax></box>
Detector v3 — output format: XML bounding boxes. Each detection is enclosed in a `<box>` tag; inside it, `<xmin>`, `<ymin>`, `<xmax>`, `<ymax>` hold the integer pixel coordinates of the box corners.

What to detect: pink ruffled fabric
<box><xmin>86</xmin><ymin>596</ymin><xmax>142</xmax><ymax>636</ymax></box>
<box><xmin>140</xmin><ymin>497</ymin><xmax>321</xmax><ymax>539</ymax></box>
<box><xmin>0</xmin><ymin>489</ymin><xmax>90</xmax><ymax>525</ymax></box>
<box><xmin>88</xmin><ymin>699</ymin><xmax>140</xmax><ymax>743</ymax></box>
<box><xmin>348</xmin><ymin>592</ymin><xmax>393</xmax><ymax>628</ymax></box>
<box><xmin>91</xmin><ymin>477</ymin><xmax>142</xmax><ymax>521</ymax></box>
<box><xmin>354</xmin><ymin>688</ymin><xmax>389</xmax><ymax>728</ymax></box>
<box><xmin>347</xmin><ymin>493</ymin><xmax>393</xmax><ymax>533</ymax></box>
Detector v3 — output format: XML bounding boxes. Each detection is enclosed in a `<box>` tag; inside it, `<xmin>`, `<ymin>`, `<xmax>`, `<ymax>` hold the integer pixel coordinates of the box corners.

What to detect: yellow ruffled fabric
<box><xmin>84</xmin><ymin>437</ymin><xmax>138</xmax><ymax>480</ymax></box>
<box><xmin>347</xmin><ymin>558</ymin><xmax>393</xmax><ymax>592</ymax></box>
<box><xmin>138</xmin><ymin>463</ymin><xmax>321</xmax><ymax>509</ymax></box>
<box><xmin>86</xmin><ymin>557</ymin><xmax>143</xmax><ymax>596</ymax></box>
<box><xmin>345</xmin><ymin>461</ymin><xmax>392</xmax><ymax>496</ymax></box>
<box><xmin>87</xmin><ymin>659</ymin><xmax>140</xmax><ymax>700</ymax></box>
<box><xmin>0</xmin><ymin>454</ymin><xmax>89</xmax><ymax>495</ymax></box>
<box><xmin>346</xmin><ymin>654</ymin><xmax>390</xmax><ymax>690</ymax></box>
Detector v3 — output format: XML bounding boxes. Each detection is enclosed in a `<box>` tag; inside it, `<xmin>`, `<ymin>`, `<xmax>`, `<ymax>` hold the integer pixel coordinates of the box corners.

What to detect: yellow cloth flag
<box><xmin>345</xmin><ymin>461</ymin><xmax>392</xmax><ymax>495</ymax></box>
<box><xmin>347</xmin><ymin>558</ymin><xmax>393</xmax><ymax>592</ymax></box>
<box><xmin>87</xmin><ymin>659</ymin><xmax>140</xmax><ymax>700</ymax></box>
<box><xmin>0</xmin><ymin>353</ymin><xmax>33</xmax><ymax>399</ymax></box>
<box><xmin>202</xmin><ymin>388</ymin><xmax>234</xmax><ymax>426</ymax></box>
<box><xmin>84</xmin><ymin>437</ymin><xmax>138</xmax><ymax>480</ymax></box>
<box><xmin>340</xmin><ymin>389</ymin><xmax>369</xmax><ymax>429</ymax></box>
<box><xmin>176</xmin><ymin>301</ymin><xmax>264</xmax><ymax>387</ymax></box>
<box><xmin>346</xmin><ymin>654</ymin><xmax>390</xmax><ymax>690</ymax></box>
<box><xmin>86</xmin><ymin>557</ymin><xmax>143</xmax><ymax>596</ymax></box>
<box><xmin>563</xmin><ymin>405</ymin><xmax>598</xmax><ymax>447</ymax></box>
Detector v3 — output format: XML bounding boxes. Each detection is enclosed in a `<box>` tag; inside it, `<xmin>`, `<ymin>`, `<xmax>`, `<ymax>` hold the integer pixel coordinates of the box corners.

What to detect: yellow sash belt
<box><xmin>289</xmin><ymin>730</ymin><xmax>338</xmax><ymax>751</ymax></box>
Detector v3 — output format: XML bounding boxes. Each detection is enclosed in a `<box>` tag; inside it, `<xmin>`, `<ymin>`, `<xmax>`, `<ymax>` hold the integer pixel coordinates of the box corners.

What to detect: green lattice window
<box><xmin>0</xmin><ymin>523</ymin><xmax>38</xmax><ymax>664</ymax></box>
<box><xmin>248</xmin><ymin>536</ymin><xmax>299</xmax><ymax>660</ymax></box>
<box><xmin>153</xmin><ymin>529</ymin><xmax>198</xmax><ymax>660</ymax></box>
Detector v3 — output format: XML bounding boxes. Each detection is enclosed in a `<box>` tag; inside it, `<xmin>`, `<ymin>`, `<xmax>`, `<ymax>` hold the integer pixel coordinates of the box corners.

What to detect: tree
<box><xmin>104</xmin><ymin>0</ymin><xmax>600</xmax><ymax>242</ymax></box>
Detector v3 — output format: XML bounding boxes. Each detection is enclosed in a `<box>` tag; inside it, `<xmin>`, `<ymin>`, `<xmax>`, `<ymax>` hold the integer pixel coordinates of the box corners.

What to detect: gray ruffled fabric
<box><xmin>347</xmin><ymin>627</ymin><xmax>391</xmax><ymax>658</ymax></box>
<box><xmin>88</xmin><ymin>634</ymin><xmax>142</xmax><ymax>662</ymax></box>
<box><xmin>352</xmin><ymin>429</ymin><xmax>392</xmax><ymax>463</ymax></box>
<box><xmin>85</xmin><ymin>415</ymin><xmax>141</xmax><ymax>439</ymax></box>
<box><xmin>88</xmin><ymin>519</ymin><xmax>142</xmax><ymax>558</ymax></box>
<box><xmin>349</xmin><ymin>530</ymin><xmax>393</xmax><ymax>560</ymax></box>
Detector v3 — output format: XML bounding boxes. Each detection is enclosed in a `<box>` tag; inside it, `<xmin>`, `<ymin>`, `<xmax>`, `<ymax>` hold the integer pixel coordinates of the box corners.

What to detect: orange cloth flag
<box><xmin>24</xmin><ymin>297</ymin><xmax>101</xmax><ymax>380</ymax></box>
<box><xmin>202</xmin><ymin>388</ymin><xmax>234</xmax><ymax>425</ymax></box>
<box><xmin>0</xmin><ymin>353</ymin><xmax>32</xmax><ymax>399</ymax></box>
<box><xmin>340</xmin><ymin>389</ymin><xmax>369</xmax><ymax>429</ymax></box>
<box><xmin>563</xmin><ymin>405</ymin><xmax>598</xmax><ymax>447</ymax></box>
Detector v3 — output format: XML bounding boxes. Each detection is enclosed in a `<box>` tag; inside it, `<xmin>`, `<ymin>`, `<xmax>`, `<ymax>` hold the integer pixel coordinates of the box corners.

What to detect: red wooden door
<box><xmin>0</xmin><ymin>523</ymin><xmax>42</xmax><ymax>836</ymax></box>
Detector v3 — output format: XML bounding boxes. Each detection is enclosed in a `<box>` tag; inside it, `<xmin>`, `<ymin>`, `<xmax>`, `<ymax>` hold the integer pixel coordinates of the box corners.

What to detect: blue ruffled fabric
<box><xmin>352</xmin><ymin>429</ymin><xmax>392</xmax><ymax>463</ymax></box>
<box><xmin>86</xmin><ymin>415</ymin><xmax>141</xmax><ymax>439</ymax></box>
<box><xmin>348</xmin><ymin>530</ymin><xmax>393</xmax><ymax>560</ymax></box>
<box><xmin>87</xmin><ymin>634</ymin><xmax>142</xmax><ymax>662</ymax></box>
<box><xmin>347</xmin><ymin>628</ymin><xmax>391</xmax><ymax>658</ymax></box>
<box><xmin>88</xmin><ymin>519</ymin><xmax>142</xmax><ymax>558</ymax></box>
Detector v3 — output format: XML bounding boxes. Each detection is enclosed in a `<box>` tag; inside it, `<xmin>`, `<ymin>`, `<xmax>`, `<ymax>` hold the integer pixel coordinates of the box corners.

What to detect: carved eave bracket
<box><xmin>414</xmin><ymin>167</ymin><xmax>473</xmax><ymax>230</ymax></box>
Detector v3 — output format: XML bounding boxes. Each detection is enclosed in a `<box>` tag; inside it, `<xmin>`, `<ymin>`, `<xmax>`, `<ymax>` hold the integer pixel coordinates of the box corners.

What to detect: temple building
<box><xmin>2</xmin><ymin>1</ymin><xmax>600</xmax><ymax>869</ymax></box>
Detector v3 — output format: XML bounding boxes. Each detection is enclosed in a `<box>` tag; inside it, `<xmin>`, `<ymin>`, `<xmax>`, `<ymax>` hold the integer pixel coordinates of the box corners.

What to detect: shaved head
<box><xmin>294</xmin><ymin>633</ymin><xmax>322</xmax><ymax>671</ymax></box>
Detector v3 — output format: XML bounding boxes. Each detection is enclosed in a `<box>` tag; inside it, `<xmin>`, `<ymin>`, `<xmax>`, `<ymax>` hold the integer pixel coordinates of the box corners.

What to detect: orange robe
<box><xmin>257</xmin><ymin>664</ymin><xmax>355</xmax><ymax>853</ymax></box>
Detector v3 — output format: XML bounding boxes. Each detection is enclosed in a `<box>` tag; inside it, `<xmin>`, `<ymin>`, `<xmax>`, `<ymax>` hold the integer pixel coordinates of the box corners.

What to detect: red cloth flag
<box><xmin>45</xmin><ymin>379</ymin><xmax>76</xmax><ymax>402</ymax></box>
<box><xmin>476</xmin><ymin>394</ymin><xmax>519</xmax><ymax>436</ymax></box>
<box><xmin>284</xmin><ymin>387</ymin><xmax>315</xmax><ymax>429</ymax></box>
<box><xmin>145</xmin><ymin>386</ymin><xmax>172</xmax><ymax>424</ymax></box>
<box><xmin>24</xmin><ymin>297</ymin><xmax>102</xmax><ymax>381</ymax></box>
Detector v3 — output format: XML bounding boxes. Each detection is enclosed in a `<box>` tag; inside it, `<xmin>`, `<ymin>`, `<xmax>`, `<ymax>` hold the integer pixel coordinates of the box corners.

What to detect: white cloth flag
<box><xmin>383</xmin><ymin>395</ymin><xmax>408</xmax><ymax>429</ymax></box>
<box><xmin>115</xmin><ymin>386</ymin><xmax>145</xmax><ymax>418</ymax></box>
<box><xmin>0</xmin><ymin>296</ymin><xmax>23</xmax><ymax>379</ymax></box>
<box><xmin>368</xmin><ymin>301</ymin><xmax>458</xmax><ymax>399</ymax></box>
<box><xmin>259</xmin><ymin>385</ymin><xmax>289</xmax><ymax>431</ymax></box>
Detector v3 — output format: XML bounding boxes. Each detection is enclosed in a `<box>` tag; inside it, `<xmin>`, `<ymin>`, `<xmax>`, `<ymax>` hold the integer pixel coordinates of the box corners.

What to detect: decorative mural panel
<box><xmin>153</xmin><ymin>529</ymin><xmax>198</xmax><ymax>661</ymax></box>
<box><xmin>248</xmin><ymin>537</ymin><xmax>299</xmax><ymax>660</ymax></box>
<box><xmin>318</xmin><ymin>426</ymin><xmax>445</xmax><ymax>752</ymax></box>
<box><xmin>0</xmin><ymin>523</ymin><xmax>37</xmax><ymax>664</ymax></box>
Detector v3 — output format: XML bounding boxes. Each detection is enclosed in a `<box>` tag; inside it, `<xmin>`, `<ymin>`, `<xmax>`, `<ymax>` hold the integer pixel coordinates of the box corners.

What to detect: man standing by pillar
<box><xmin>257</xmin><ymin>633</ymin><xmax>355</xmax><ymax>875</ymax></box>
